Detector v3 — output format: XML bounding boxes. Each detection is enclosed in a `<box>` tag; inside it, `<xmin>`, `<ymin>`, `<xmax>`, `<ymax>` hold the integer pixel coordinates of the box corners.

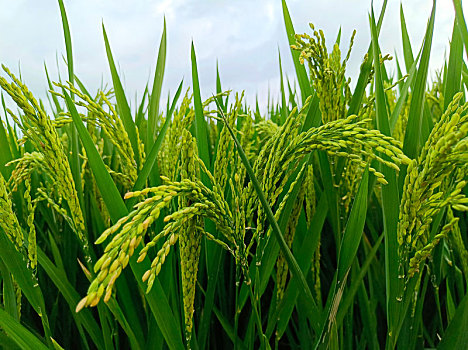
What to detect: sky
<box><xmin>0</xmin><ymin>0</ymin><xmax>465</xmax><ymax>114</ymax></box>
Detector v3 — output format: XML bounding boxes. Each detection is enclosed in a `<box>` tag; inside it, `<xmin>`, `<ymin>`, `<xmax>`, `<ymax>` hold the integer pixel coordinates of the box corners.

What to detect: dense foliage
<box><xmin>1</xmin><ymin>0</ymin><xmax>467</xmax><ymax>349</ymax></box>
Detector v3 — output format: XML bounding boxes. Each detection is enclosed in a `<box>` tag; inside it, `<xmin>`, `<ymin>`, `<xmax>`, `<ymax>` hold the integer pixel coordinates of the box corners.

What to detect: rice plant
<box><xmin>0</xmin><ymin>0</ymin><xmax>467</xmax><ymax>349</ymax></box>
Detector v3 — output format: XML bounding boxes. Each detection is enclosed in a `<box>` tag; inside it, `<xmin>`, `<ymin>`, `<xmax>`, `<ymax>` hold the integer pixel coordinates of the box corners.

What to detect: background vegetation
<box><xmin>0</xmin><ymin>0</ymin><xmax>467</xmax><ymax>349</ymax></box>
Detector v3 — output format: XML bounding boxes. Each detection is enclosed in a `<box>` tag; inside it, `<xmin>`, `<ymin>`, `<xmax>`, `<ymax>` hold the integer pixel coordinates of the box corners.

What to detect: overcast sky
<box><xmin>0</xmin><ymin>0</ymin><xmax>465</xmax><ymax>114</ymax></box>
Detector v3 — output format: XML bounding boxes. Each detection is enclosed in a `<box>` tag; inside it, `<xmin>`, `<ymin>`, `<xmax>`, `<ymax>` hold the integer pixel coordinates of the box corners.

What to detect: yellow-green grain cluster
<box><xmin>0</xmin><ymin>172</ymin><xmax>23</xmax><ymax>251</ymax></box>
<box><xmin>0</xmin><ymin>66</ymin><xmax>89</xmax><ymax>258</ymax></box>
<box><xmin>52</xmin><ymin>82</ymin><xmax>141</xmax><ymax>187</ymax></box>
<box><xmin>292</xmin><ymin>24</ymin><xmax>355</xmax><ymax>124</ymax></box>
<box><xmin>398</xmin><ymin>93</ymin><xmax>468</xmax><ymax>280</ymax></box>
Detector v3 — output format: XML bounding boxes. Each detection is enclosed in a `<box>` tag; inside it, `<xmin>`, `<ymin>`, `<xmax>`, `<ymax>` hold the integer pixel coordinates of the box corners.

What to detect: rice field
<box><xmin>0</xmin><ymin>0</ymin><xmax>467</xmax><ymax>349</ymax></box>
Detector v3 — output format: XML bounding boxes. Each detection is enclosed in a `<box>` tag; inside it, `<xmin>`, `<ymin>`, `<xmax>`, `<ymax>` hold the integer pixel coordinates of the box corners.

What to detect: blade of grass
<box><xmin>37</xmin><ymin>248</ymin><xmax>104</xmax><ymax>349</ymax></box>
<box><xmin>191</xmin><ymin>42</ymin><xmax>212</xmax><ymax>175</ymax></box>
<box><xmin>390</xmin><ymin>52</ymin><xmax>420</xmax><ymax>131</ymax></box>
<box><xmin>212</xmin><ymin>306</ymin><xmax>248</xmax><ymax>349</ymax></box>
<box><xmin>318</xmin><ymin>151</ymin><xmax>341</xmax><ymax>241</ymax></box>
<box><xmin>370</xmin><ymin>10</ymin><xmax>404</xmax><ymax>349</ymax></box>
<box><xmin>147</xmin><ymin>18</ymin><xmax>166</xmax><ymax>148</ymax></box>
<box><xmin>316</xmin><ymin>169</ymin><xmax>369</xmax><ymax>348</ymax></box>
<box><xmin>44</xmin><ymin>63</ymin><xmax>62</xmax><ymax>114</ymax></box>
<box><xmin>335</xmin><ymin>169</ymin><xmax>369</xmax><ymax>284</ymax></box>
<box><xmin>270</xmin><ymin>194</ymin><xmax>328</xmax><ymax>339</ymax></box>
<box><xmin>57</xmin><ymin>0</ymin><xmax>85</xmax><ymax>225</ymax></box>
<box><xmin>127</xmin><ymin>79</ymin><xmax>184</xmax><ymax>209</ymax></box>
<box><xmin>0</xmin><ymin>232</ymin><xmax>52</xmax><ymax>346</ymax></box>
<box><xmin>279</xmin><ymin>49</ymin><xmax>288</xmax><ymax>125</ymax></box>
<box><xmin>0</xmin><ymin>259</ymin><xmax>18</xmax><ymax>320</ymax></box>
<box><xmin>287</xmin><ymin>77</ymin><xmax>298</xmax><ymax>110</ymax></box>
<box><xmin>444</xmin><ymin>16</ymin><xmax>463</xmax><ymax>110</ymax></box>
<box><xmin>136</xmin><ymin>85</ymin><xmax>148</xmax><ymax>128</ymax></box>
<box><xmin>402</xmin><ymin>0</ymin><xmax>436</xmax><ymax>159</ymax></box>
<box><xmin>400</xmin><ymin>4</ymin><xmax>415</xmax><ymax>71</ymax></box>
<box><xmin>102</xmin><ymin>23</ymin><xmax>140</xmax><ymax>167</ymax></box>
<box><xmin>73</xmin><ymin>73</ymin><xmax>92</xmax><ymax>98</ymax></box>
<box><xmin>2</xmin><ymin>94</ymin><xmax>20</xmax><ymax>160</ymax></box>
<box><xmin>57</xmin><ymin>0</ymin><xmax>73</xmax><ymax>86</ymax></box>
<box><xmin>0</xmin><ymin>113</ymin><xmax>12</xmax><ymax>179</ymax></box>
<box><xmin>453</xmin><ymin>0</ymin><xmax>468</xmax><ymax>60</ymax></box>
<box><xmin>348</xmin><ymin>0</ymin><xmax>387</xmax><ymax>116</ymax></box>
<box><xmin>63</xmin><ymin>89</ymin><xmax>127</xmax><ymax>220</ymax></box>
<box><xmin>0</xmin><ymin>309</ymin><xmax>49</xmax><ymax>350</ymax></box>
<box><xmin>336</xmin><ymin>233</ymin><xmax>384</xmax><ymax>326</ymax></box>
<box><xmin>281</xmin><ymin>0</ymin><xmax>311</xmax><ymax>103</ymax></box>
<box><xmin>395</xmin><ymin>54</ymin><xmax>404</xmax><ymax>92</ymax></box>
<box><xmin>438</xmin><ymin>287</ymin><xmax>468</xmax><ymax>348</ymax></box>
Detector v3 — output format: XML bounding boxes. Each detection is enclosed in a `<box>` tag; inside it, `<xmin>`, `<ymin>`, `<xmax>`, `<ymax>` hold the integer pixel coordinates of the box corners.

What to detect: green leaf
<box><xmin>37</xmin><ymin>248</ymin><xmax>104</xmax><ymax>349</ymax></box>
<box><xmin>102</xmin><ymin>23</ymin><xmax>140</xmax><ymax>167</ymax></box>
<box><xmin>400</xmin><ymin>4</ymin><xmax>414</xmax><ymax>71</ymax></box>
<box><xmin>281</xmin><ymin>0</ymin><xmax>311</xmax><ymax>103</ymax></box>
<box><xmin>453</xmin><ymin>0</ymin><xmax>468</xmax><ymax>60</ymax></box>
<box><xmin>57</xmin><ymin>0</ymin><xmax>73</xmax><ymax>85</ymax></box>
<box><xmin>390</xmin><ymin>53</ymin><xmax>420</xmax><ymax>131</ymax></box>
<box><xmin>444</xmin><ymin>16</ymin><xmax>463</xmax><ymax>111</ymax></box>
<box><xmin>437</xmin><ymin>290</ymin><xmax>468</xmax><ymax>348</ymax></box>
<box><xmin>44</xmin><ymin>63</ymin><xmax>62</xmax><ymax>114</ymax></box>
<box><xmin>0</xmin><ymin>259</ymin><xmax>18</xmax><ymax>320</ymax></box>
<box><xmin>135</xmin><ymin>85</ymin><xmax>148</xmax><ymax>128</ymax></box>
<box><xmin>270</xmin><ymin>194</ymin><xmax>328</xmax><ymax>339</ymax></box>
<box><xmin>127</xmin><ymin>79</ymin><xmax>184</xmax><ymax>209</ymax></box>
<box><xmin>191</xmin><ymin>42</ymin><xmax>212</xmax><ymax>175</ymax></box>
<box><xmin>278</xmin><ymin>49</ymin><xmax>288</xmax><ymax>125</ymax></box>
<box><xmin>63</xmin><ymin>89</ymin><xmax>127</xmax><ymax>222</ymax></box>
<box><xmin>402</xmin><ymin>0</ymin><xmax>436</xmax><ymax>159</ymax></box>
<box><xmin>0</xmin><ymin>309</ymin><xmax>49</xmax><ymax>350</ymax></box>
<box><xmin>0</xmin><ymin>112</ymin><xmax>12</xmax><ymax>179</ymax></box>
<box><xmin>347</xmin><ymin>0</ymin><xmax>387</xmax><ymax>116</ymax></box>
<box><xmin>147</xmin><ymin>18</ymin><xmax>167</xmax><ymax>147</ymax></box>
<box><xmin>336</xmin><ymin>233</ymin><xmax>384</xmax><ymax>326</ymax></box>
<box><xmin>57</xmin><ymin>0</ymin><xmax>85</xmax><ymax>227</ymax></box>
<box><xmin>73</xmin><ymin>73</ymin><xmax>92</xmax><ymax>98</ymax></box>
<box><xmin>369</xmin><ymin>9</ymin><xmax>403</xmax><ymax>348</ymax></box>
<box><xmin>336</xmin><ymin>169</ymin><xmax>369</xmax><ymax>283</ymax></box>
<box><xmin>317</xmin><ymin>169</ymin><xmax>369</xmax><ymax>348</ymax></box>
<box><xmin>0</xmin><ymin>232</ymin><xmax>51</xmax><ymax>344</ymax></box>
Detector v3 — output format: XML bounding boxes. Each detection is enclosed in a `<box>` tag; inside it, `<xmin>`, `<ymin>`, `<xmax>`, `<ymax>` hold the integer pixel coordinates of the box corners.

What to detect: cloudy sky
<box><xmin>0</xmin><ymin>0</ymin><xmax>465</xmax><ymax>113</ymax></box>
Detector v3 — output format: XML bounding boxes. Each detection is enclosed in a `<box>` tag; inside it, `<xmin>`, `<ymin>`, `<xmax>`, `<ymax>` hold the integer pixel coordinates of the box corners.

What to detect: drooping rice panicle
<box><xmin>177</xmin><ymin>129</ymin><xmax>202</xmax><ymax>344</ymax></box>
<box><xmin>275</xmin><ymin>163</ymin><xmax>307</xmax><ymax>304</ymax></box>
<box><xmin>292</xmin><ymin>24</ymin><xmax>355</xmax><ymax>124</ymax></box>
<box><xmin>0</xmin><ymin>66</ymin><xmax>90</xmax><ymax>259</ymax></box>
<box><xmin>23</xmin><ymin>176</ymin><xmax>37</xmax><ymax>270</ymax></box>
<box><xmin>77</xmin><ymin>175</ymin><xmax>236</xmax><ymax>312</ymax></box>
<box><xmin>0</xmin><ymin>172</ymin><xmax>24</xmax><ymax>252</ymax></box>
<box><xmin>398</xmin><ymin>93</ymin><xmax>468</xmax><ymax>281</ymax></box>
<box><xmin>52</xmin><ymin>82</ymin><xmax>140</xmax><ymax>187</ymax></box>
<box><xmin>0</xmin><ymin>172</ymin><xmax>25</xmax><ymax>318</ymax></box>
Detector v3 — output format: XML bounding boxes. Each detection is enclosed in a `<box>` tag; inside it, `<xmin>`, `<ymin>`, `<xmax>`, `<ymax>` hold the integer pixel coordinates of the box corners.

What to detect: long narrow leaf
<box><xmin>147</xmin><ymin>18</ymin><xmax>167</xmax><ymax>147</ymax></box>
<box><xmin>444</xmin><ymin>16</ymin><xmax>463</xmax><ymax>110</ymax></box>
<box><xmin>281</xmin><ymin>0</ymin><xmax>311</xmax><ymax>103</ymax></box>
<box><xmin>0</xmin><ymin>309</ymin><xmax>49</xmax><ymax>350</ymax></box>
<box><xmin>102</xmin><ymin>23</ymin><xmax>140</xmax><ymax>166</ymax></box>
<box><xmin>402</xmin><ymin>0</ymin><xmax>436</xmax><ymax>159</ymax></box>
